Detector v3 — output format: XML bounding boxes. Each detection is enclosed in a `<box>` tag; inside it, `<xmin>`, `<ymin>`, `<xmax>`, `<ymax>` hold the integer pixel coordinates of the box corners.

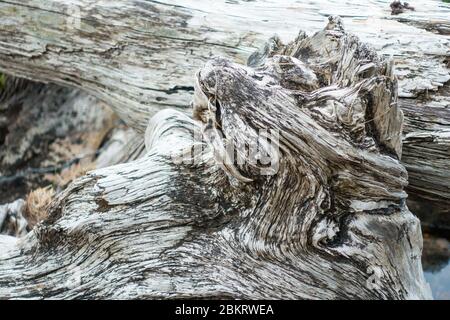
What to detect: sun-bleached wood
<box><xmin>0</xmin><ymin>18</ymin><xmax>432</xmax><ymax>299</ymax></box>
<box><xmin>0</xmin><ymin>0</ymin><xmax>448</xmax><ymax>205</ymax></box>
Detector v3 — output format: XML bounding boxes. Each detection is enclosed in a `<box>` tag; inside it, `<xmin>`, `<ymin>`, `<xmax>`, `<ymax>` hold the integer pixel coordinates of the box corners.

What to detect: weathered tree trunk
<box><xmin>0</xmin><ymin>17</ymin><xmax>432</xmax><ymax>299</ymax></box>
<box><xmin>0</xmin><ymin>0</ymin><xmax>449</xmax><ymax>208</ymax></box>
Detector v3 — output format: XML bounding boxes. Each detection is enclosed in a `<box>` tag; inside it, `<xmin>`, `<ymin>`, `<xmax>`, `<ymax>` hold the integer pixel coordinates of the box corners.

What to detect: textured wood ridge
<box><xmin>0</xmin><ymin>17</ymin><xmax>432</xmax><ymax>299</ymax></box>
<box><xmin>0</xmin><ymin>0</ymin><xmax>448</xmax><ymax>204</ymax></box>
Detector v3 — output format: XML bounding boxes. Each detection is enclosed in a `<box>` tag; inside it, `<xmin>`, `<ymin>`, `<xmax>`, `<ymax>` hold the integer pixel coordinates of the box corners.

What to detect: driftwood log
<box><xmin>0</xmin><ymin>16</ymin><xmax>432</xmax><ymax>299</ymax></box>
<box><xmin>0</xmin><ymin>0</ymin><xmax>449</xmax><ymax>212</ymax></box>
<box><xmin>0</xmin><ymin>75</ymin><xmax>144</xmax><ymax>236</ymax></box>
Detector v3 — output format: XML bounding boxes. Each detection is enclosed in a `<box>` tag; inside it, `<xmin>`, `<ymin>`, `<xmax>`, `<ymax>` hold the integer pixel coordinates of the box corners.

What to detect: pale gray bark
<box><xmin>0</xmin><ymin>17</ymin><xmax>432</xmax><ymax>299</ymax></box>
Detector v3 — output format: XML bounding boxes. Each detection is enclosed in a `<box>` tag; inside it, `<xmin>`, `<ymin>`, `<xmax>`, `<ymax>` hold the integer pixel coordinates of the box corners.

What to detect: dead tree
<box><xmin>0</xmin><ymin>17</ymin><xmax>432</xmax><ymax>299</ymax></box>
<box><xmin>1</xmin><ymin>0</ymin><xmax>449</xmax><ymax>213</ymax></box>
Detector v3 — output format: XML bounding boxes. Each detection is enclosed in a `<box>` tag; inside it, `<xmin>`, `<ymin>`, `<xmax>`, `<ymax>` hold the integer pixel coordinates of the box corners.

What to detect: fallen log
<box><xmin>0</xmin><ymin>0</ymin><xmax>448</xmax><ymax>208</ymax></box>
<box><xmin>0</xmin><ymin>17</ymin><xmax>432</xmax><ymax>299</ymax></box>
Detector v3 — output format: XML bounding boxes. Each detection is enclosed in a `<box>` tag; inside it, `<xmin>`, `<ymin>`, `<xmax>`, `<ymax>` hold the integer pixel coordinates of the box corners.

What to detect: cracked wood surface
<box><xmin>0</xmin><ymin>0</ymin><xmax>449</xmax><ymax>205</ymax></box>
<box><xmin>0</xmin><ymin>18</ymin><xmax>432</xmax><ymax>299</ymax></box>
<box><xmin>0</xmin><ymin>0</ymin><xmax>448</xmax><ymax>129</ymax></box>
